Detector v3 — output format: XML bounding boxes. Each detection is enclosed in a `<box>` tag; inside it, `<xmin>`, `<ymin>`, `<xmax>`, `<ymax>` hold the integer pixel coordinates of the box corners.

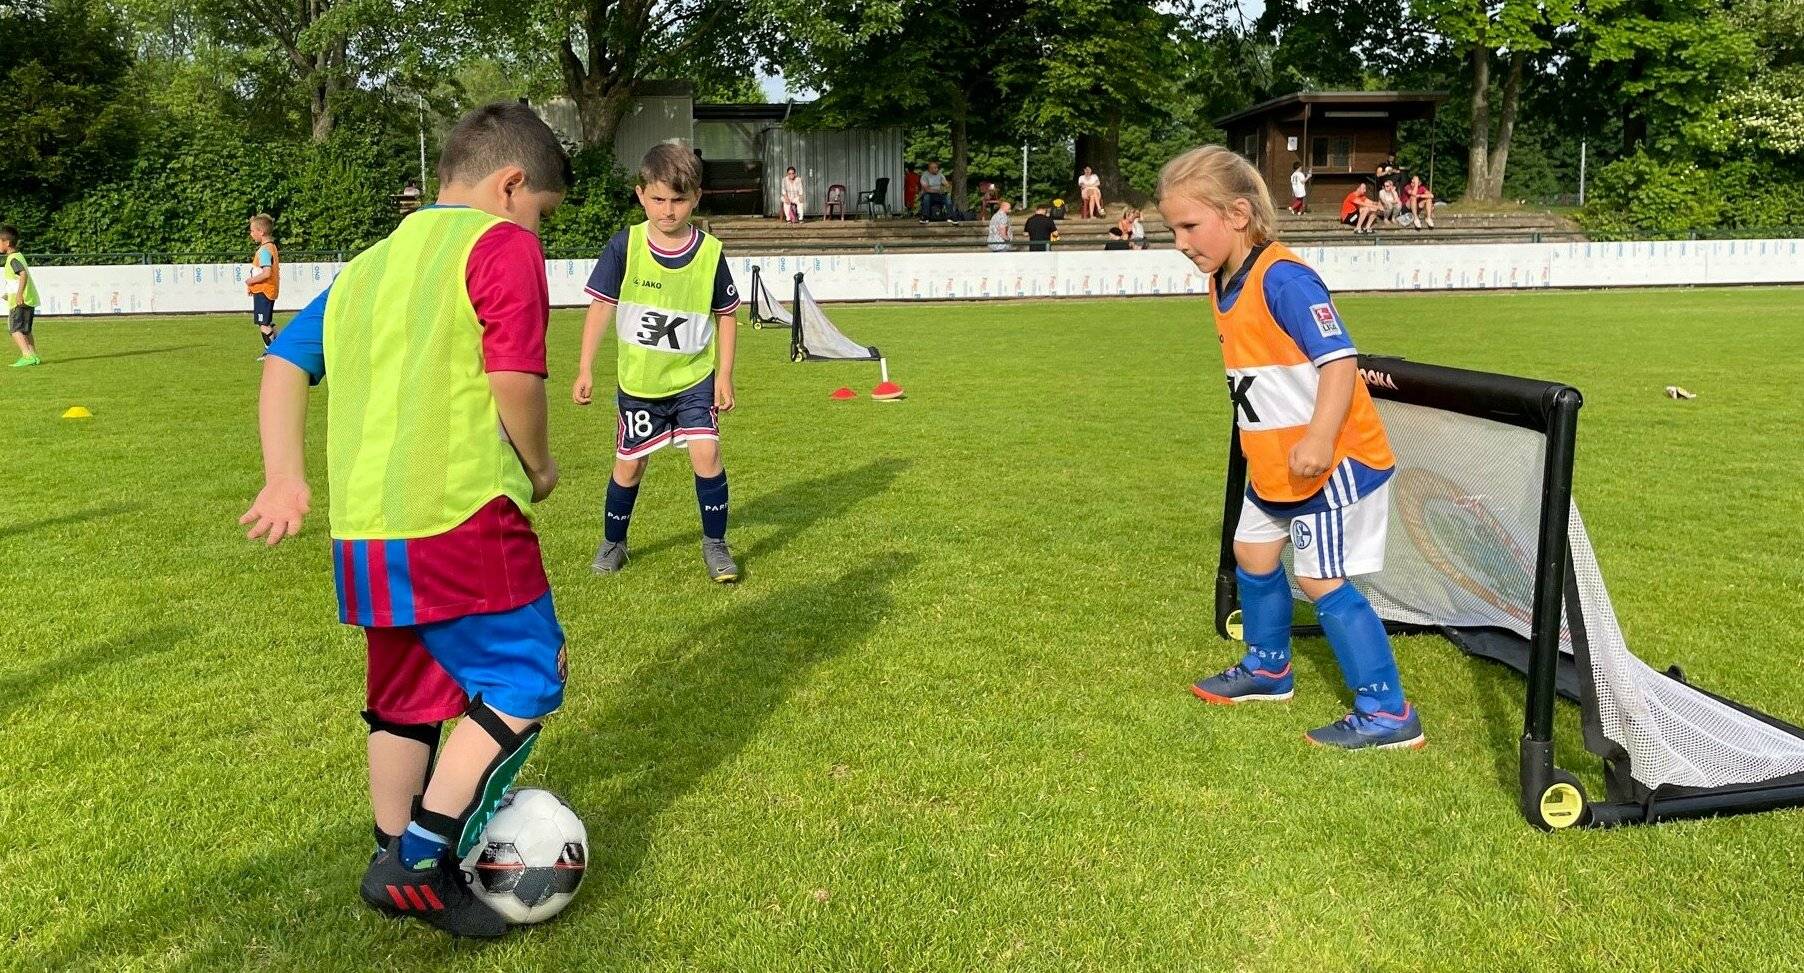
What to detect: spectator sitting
<box><xmin>987</xmin><ymin>199</ymin><xmax>1013</xmax><ymax>252</ymax></box>
<box><xmin>1025</xmin><ymin>203</ymin><xmax>1057</xmax><ymax>251</ymax></box>
<box><xmin>1341</xmin><ymin>183</ymin><xmax>1382</xmax><ymax>234</ymax></box>
<box><xmin>1078</xmin><ymin>165</ymin><xmax>1103</xmax><ymax>218</ymax></box>
<box><xmin>1129</xmin><ymin>208</ymin><xmax>1146</xmax><ymax>250</ymax></box>
<box><xmin>1116</xmin><ymin>205</ymin><xmax>1135</xmax><ymax>242</ymax></box>
<box><xmin>1103</xmin><ymin>227</ymin><xmax>1131</xmax><ymax>251</ymax></box>
<box><xmin>396</xmin><ymin>178</ymin><xmax>423</xmax><ymax>213</ymax></box>
<box><xmin>1050</xmin><ymin>197</ymin><xmax>1068</xmax><ymax>219</ymax></box>
<box><xmin>919</xmin><ymin>161</ymin><xmax>953</xmax><ymax>223</ymax></box>
<box><xmin>1403</xmin><ymin>174</ymin><xmax>1437</xmax><ymax>229</ymax></box>
<box><xmin>781</xmin><ymin>166</ymin><xmax>805</xmax><ymax>223</ymax></box>
<box><xmin>1377</xmin><ymin>178</ymin><xmax>1402</xmax><ymax>223</ymax></box>
<box><xmin>904</xmin><ymin>163</ymin><xmax>921</xmax><ymax>215</ymax></box>
<box><xmin>1288</xmin><ymin>161</ymin><xmax>1311</xmax><ymax>215</ymax></box>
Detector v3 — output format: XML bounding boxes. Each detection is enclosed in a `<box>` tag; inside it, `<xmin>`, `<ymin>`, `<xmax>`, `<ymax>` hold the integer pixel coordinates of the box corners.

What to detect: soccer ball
<box><xmin>462</xmin><ymin>788</ymin><xmax>587</xmax><ymax>924</ymax></box>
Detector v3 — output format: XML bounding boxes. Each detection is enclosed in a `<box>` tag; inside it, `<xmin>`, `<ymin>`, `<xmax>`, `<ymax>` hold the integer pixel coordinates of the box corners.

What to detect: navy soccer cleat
<box><xmin>1190</xmin><ymin>663</ymin><xmax>1295</xmax><ymax>705</ymax></box>
<box><xmin>1304</xmin><ymin>703</ymin><xmax>1427</xmax><ymax>751</ymax></box>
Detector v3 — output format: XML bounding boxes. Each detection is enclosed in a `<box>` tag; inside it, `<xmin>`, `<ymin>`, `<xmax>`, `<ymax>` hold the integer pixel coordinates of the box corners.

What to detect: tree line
<box><xmin>2</xmin><ymin>0</ymin><xmax>1800</xmax><ymax>255</ymax></box>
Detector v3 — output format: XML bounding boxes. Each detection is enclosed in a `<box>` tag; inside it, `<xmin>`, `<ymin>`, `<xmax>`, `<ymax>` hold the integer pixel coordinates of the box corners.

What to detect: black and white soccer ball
<box><xmin>462</xmin><ymin>788</ymin><xmax>587</xmax><ymax>924</ymax></box>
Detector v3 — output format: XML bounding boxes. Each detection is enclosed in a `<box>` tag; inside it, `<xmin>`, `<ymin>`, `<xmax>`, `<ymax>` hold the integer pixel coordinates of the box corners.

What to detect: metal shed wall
<box><xmin>760</xmin><ymin>126</ymin><xmax>904</xmax><ymax>217</ymax></box>
<box><xmin>613</xmin><ymin>95</ymin><xmax>695</xmax><ymax>172</ymax></box>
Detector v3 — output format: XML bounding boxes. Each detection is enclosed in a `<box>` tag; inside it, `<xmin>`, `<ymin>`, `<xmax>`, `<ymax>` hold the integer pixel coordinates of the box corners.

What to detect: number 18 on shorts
<box><xmin>616</xmin><ymin>375</ymin><xmax>719</xmax><ymax>461</ymax></box>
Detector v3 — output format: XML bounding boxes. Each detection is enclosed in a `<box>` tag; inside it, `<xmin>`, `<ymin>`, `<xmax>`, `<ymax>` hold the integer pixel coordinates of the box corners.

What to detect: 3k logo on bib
<box><xmin>637</xmin><ymin>311</ymin><xmax>689</xmax><ymax>349</ymax></box>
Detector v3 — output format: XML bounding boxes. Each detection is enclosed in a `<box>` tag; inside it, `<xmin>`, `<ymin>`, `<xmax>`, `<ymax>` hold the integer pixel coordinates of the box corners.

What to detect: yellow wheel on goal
<box><xmin>1224</xmin><ymin>609</ymin><xmax>1244</xmax><ymax>642</ymax></box>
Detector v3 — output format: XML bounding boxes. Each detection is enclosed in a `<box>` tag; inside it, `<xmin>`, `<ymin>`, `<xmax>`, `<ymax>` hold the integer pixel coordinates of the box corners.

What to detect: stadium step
<box><xmin>700</xmin><ymin>208</ymin><xmax>1583</xmax><ymax>254</ymax></box>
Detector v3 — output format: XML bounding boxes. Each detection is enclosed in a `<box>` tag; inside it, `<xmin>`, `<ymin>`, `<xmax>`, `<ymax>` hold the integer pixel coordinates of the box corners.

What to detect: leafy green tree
<box><xmin>1411</xmin><ymin>0</ymin><xmax>1577</xmax><ymax>200</ymax></box>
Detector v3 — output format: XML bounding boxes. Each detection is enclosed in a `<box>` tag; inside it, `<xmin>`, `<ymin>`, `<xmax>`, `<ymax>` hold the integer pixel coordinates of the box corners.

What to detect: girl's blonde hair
<box><xmin>1155</xmin><ymin>145</ymin><xmax>1278</xmax><ymax>245</ymax></box>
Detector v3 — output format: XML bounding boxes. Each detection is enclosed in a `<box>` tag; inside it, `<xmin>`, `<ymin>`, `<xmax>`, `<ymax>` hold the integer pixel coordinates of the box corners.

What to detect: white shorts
<box><xmin>1233</xmin><ymin>480</ymin><xmax>1390</xmax><ymax>579</ymax></box>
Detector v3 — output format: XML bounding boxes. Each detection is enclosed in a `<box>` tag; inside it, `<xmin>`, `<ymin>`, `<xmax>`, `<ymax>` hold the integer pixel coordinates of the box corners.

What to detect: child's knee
<box><xmin>686</xmin><ymin>441</ymin><xmax>722</xmax><ymax>475</ymax></box>
<box><xmin>1233</xmin><ymin>539</ymin><xmax>1285</xmax><ymax>575</ymax></box>
<box><xmin>612</xmin><ymin>457</ymin><xmax>647</xmax><ymax>486</ymax></box>
<box><xmin>1296</xmin><ymin>574</ymin><xmax>1346</xmax><ymax>603</ymax></box>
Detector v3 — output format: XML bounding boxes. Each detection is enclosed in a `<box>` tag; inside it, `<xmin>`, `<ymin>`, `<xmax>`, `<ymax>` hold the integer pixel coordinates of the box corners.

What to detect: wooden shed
<box><xmin>1214</xmin><ymin>91</ymin><xmax>1447</xmax><ymax>210</ymax></box>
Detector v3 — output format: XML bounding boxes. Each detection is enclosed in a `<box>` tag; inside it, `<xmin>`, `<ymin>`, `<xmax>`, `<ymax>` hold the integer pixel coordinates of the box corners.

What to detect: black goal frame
<box><xmin>1213</xmin><ymin>354</ymin><xmax>1804</xmax><ymax>829</ymax></box>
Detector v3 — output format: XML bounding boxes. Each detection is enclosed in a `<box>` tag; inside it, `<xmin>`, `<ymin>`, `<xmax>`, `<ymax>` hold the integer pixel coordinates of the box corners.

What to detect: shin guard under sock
<box><xmin>1235</xmin><ymin>564</ymin><xmax>1294</xmax><ymax>673</ymax></box>
<box><xmin>1314</xmin><ymin>582</ymin><xmax>1406</xmax><ymax>715</ymax></box>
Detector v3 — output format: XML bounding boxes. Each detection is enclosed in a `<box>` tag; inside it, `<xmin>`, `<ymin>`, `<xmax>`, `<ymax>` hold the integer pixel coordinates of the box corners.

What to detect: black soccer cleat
<box><xmin>359</xmin><ymin>839</ymin><xmax>508</xmax><ymax>938</ymax></box>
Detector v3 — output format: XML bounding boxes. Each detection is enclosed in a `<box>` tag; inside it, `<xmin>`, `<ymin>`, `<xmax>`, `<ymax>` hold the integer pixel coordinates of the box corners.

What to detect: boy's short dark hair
<box><xmin>438</xmin><ymin>102</ymin><xmax>573</xmax><ymax>193</ymax></box>
<box><xmin>0</xmin><ymin>225</ymin><xmax>19</xmax><ymax>247</ymax></box>
<box><xmin>1108</xmin><ymin>227</ymin><xmax>1124</xmax><ymax>237</ymax></box>
<box><xmin>639</xmin><ymin>142</ymin><xmax>702</xmax><ymax>196</ymax></box>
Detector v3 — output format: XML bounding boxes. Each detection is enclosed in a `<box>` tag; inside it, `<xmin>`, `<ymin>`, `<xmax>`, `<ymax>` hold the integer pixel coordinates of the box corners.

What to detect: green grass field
<box><xmin>4</xmin><ymin>286</ymin><xmax>1804</xmax><ymax>971</ymax></box>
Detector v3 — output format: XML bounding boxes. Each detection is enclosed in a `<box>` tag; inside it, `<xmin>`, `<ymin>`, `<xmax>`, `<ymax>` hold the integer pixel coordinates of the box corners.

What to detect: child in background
<box><xmin>572</xmin><ymin>142</ymin><xmax>742</xmax><ymax>583</ymax></box>
<box><xmin>1157</xmin><ymin>144</ymin><xmax>1423</xmax><ymax>751</ymax></box>
<box><xmin>1</xmin><ymin>225</ymin><xmax>40</xmax><ymax>367</ymax></box>
<box><xmin>247</xmin><ymin>214</ymin><xmax>280</xmax><ymax>360</ymax></box>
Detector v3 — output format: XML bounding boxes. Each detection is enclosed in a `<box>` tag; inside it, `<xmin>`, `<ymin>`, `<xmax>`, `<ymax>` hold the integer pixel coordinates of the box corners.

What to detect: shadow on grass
<box><xmin>0</xmin><ymin>624</ymin><xmax>188</xmax><ymax>722</ymax></box>
<box><xmin>46</xmin><ymin>344</ymin><xmax>204</xmax><ymax>365</ymax></box>
<box><xmin>0</xmin><ymin>502</ymin><xmax>142</xmax><ymax>542</ymax></box>
<box><xmin>551</xmin><ymin>553</ymin><xmax>918</xmax><ymax>904</ymax></box>
<box><xmin>31</xmin><ymin>556</ymin><xmax>916</xmax><ymax>970</ymax></box>
<box><xmin>626</xmin><ymin>457</ymin><xmax>911</xmax><ymax>566</ymax></box>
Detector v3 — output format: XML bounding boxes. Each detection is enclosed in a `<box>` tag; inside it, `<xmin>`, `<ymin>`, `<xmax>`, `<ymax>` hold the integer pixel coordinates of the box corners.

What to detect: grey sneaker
<box><xmin>591</xmin><ymin>540</ymin><xmax>628</xmax><ymax>574</ymax></box>
<box><xmin>701</xmin><ymin>538</ymin><xmax>739</xmax><ymax>583</ymax></box>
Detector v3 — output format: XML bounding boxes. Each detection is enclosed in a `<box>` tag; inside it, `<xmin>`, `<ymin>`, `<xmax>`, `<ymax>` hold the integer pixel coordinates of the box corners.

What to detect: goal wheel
<box><xmin>1534</xmin><ymin>770</ymin><xmax>1589</xmax><ymax>830</ymax></box>
<box><xmin>1223</xmin><ymin>609</ymin><xmax>1244</xmax><ymax>642</ymax></box>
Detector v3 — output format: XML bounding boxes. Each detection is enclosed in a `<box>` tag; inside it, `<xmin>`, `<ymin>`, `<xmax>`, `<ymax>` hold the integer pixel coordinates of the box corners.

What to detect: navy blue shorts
<box><xmin>616</xmin><ymin>374</ymin><xmax>718</xmax><ymax>461</ymax></box>
<box><xmin>252</xmin><ymin>294</ymin><xmax>275</xmax><ymax>327</ymax></box>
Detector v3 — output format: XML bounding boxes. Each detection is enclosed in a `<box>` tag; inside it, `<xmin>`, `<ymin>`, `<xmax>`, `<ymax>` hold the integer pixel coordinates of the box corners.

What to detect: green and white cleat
<box><xmin>591</xmin><ymin>540</ymin><xmax>628</xmax><ymax>574</ymax></box>
<box><xmin>701</xmin><ymin>538</ymin><xmax>739</xmax><ymax>583</ymax></box>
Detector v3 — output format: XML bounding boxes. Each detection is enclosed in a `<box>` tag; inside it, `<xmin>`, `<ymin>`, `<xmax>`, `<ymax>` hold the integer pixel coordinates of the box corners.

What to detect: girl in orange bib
<box><xmin>1158</xmin><ymin>145</ymin><xmax>1423</xmax><ymax>751</ymax></box>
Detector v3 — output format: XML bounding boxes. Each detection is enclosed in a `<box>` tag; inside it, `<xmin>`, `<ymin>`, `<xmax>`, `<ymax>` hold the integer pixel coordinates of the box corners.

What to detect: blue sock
<box><xmin>695</xmin><ymin>470</ymin><xmax>728</xmax><ymax>540</ymax></box>
<box><xmin>398</xmin><ymin>821</ymin><xmax>448</xmax><ymax>870</ymax></box>
<box><xmin>1236</xmin><ymin>565</ymin><xmax>1293</xmax><ymax>673</ymax></box>
<box><xmin>1314</xmin><ymin>582</ymin><xmax>1406</xmax><ymax>715</ymax></box>
<box><xmin>604</xmin><ymin>477</ymin><xmax>639</xmax><ymax>543</ymax></box>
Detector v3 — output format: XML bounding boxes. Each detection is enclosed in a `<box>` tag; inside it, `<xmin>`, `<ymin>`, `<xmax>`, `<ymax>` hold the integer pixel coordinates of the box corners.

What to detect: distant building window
<box><xmin>1239</xmin><ymin>131</ymin><xmax>1260</xmax><ymax>162</ymax></box>
<box><xmin>1312</xmin><ymin>137</ymin><xmax>1353</xmax><ymax>171</ymax></box>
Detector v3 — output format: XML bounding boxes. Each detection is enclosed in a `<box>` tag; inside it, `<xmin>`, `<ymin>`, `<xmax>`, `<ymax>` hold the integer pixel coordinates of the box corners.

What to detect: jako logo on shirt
<box><xmin>1310</xmin><ymin>303</ymin><xmax>1342</xmax><ymax>337</ymax></box>
<box><xmin>1290</xmin><ymin>520</ymin><xmax>1314</xmax><ymax>550</ymax></box>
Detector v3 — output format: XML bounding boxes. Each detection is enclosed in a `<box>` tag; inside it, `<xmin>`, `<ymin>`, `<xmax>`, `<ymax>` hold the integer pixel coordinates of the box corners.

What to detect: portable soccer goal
<box><xmin>747</xmin><ymin>264</ymin><xmax>793</xmax><ymax>329</ymax></box>
<box><xmin>787</xmin><ymin>272</ymin><xmax>902</xmax><ymax>400</ymax></box>
<box><xmin>1213</xmin><ymin>356</ymin><xmax>1804</xmax><ymax>829</ymax></box>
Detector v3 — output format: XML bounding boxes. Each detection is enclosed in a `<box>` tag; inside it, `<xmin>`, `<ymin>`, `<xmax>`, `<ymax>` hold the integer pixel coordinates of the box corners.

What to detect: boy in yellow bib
<box><xmin>573</xmin><ymin>143</ymin><xmax>742</xmax><ymax>582</ymax></box>
<box><xmin>1159</xmin><ymin>145</ymin><xmax>1424</xmax><ymax>751</ymax></box>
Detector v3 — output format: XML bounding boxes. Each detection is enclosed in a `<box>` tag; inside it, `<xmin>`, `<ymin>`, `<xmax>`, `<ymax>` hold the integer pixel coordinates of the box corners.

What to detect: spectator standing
<box><xmin>781</xmin><ymin>166</ymin><xmax>806</xmax><ymax>223</ymax></box>
<box><xmin>987</xmin><ymin>200</ymin><xmax>1013</xmax><ymax>252</ymax></box>
<box><xmin>904</xmin><ymin>164</ymin><xmax>921</xmax><ymax>214</ymax></box>
<box><xmin>1288</xmin><ymin>162</ymin><xmax>1311</xmax><ymax>215</ymax></box>
<box><xmin>1025</xmin><ymin>204</ymin><xmax>1057</xmax><ymax>251</ymax></box>
<box><xmin>1078</xmin><ymin>165</ymin><xmax>1103</xmax><ymax>218</ymax></box>
<box><xmin>919</xmin><ymin>161</ymin><xmax>951</xmax><ymax>223</ymax></box>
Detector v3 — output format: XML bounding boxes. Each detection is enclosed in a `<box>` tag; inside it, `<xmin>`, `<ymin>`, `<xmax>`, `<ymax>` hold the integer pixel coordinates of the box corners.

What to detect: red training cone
<box><xmin>830</xmin><ymin>387</ymin><xmax>857</xmax><ymax>400</ymax></box>
<box><xmin>871</xmin><ymin>381</ymin><xmax>905</xmax><ymax>401</ymax></box>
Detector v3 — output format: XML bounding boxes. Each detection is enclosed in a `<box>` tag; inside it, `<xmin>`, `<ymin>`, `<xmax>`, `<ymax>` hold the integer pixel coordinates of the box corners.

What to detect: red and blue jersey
<box><xmin>330</xmin><ymin>497</ymin><xmax>549</xmax><ymax>626</ymax></box>
<box><xmin>269</xmin><ymin>208</ymin><xmax>554</xmax><ymax>628</ymax></box>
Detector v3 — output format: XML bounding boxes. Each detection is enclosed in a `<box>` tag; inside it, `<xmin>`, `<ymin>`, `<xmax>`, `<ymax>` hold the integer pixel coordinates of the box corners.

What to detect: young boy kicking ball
<box><xmin>1159</xmin><ymin>145</ymin><xmax>1424</xmax><ymax>750</ymax></box>
<box><xmin>241</xmin><ymin>103</ymin><xmax>573</xmax><ymax>936</ymax></box>
<box><xmin>572</xmin><ymin>143</ymin><xmax>742</xmax><ymax>582</ymax></box>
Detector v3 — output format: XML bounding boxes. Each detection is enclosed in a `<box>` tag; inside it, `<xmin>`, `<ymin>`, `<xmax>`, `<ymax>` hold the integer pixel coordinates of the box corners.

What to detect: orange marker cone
<box><xmin>830</xmin><ymin>387</ymin><xmax>856</xmax><ymax>400</ymax></box>
<box><xmin>870</xmin><ymin>381</ymin><xmax>904</xmax><ymax>401</ymax></box>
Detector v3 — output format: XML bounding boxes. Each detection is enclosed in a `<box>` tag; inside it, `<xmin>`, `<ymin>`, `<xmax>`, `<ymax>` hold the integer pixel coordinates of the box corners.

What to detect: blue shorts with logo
<box><xmin>615</xmin><ymin>373</ymin><xmax>718</xmax><ymax>461</ymax></box>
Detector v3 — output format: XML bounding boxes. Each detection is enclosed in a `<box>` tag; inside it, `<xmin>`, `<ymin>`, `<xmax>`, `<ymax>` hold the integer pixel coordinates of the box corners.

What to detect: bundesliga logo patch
<box><xmin>1310</xmin><ymin>303</ymin><xmax>1342</xmax><ymax>337</ymax></box>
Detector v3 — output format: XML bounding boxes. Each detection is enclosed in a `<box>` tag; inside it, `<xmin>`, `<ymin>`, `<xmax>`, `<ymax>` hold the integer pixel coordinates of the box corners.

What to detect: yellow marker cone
<box><xmin>62</xmin><ymin>406</ymin><xmax>92</xmax><ymax>419</ymax></box>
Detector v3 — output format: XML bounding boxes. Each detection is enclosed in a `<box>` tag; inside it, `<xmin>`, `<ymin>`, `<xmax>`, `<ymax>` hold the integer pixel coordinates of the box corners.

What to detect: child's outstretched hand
<box><xmin>241</xmin><ymin>476</ymin><xmax>310</xmax><ymax>546</ymax></box>
<box><xmin>1288</xmin><ymin>435</ymin><xmax>1335</xmax><ymax>480</ymax></box>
